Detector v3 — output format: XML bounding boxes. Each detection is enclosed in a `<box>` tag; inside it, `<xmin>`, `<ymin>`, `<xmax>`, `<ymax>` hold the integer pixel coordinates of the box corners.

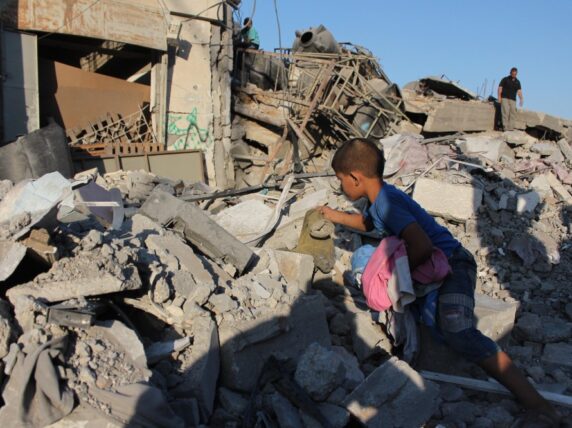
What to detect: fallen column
<box><xmin>139</xmin><ymin>188</ymin><xmax>256</xmax><ymax>275</ymax></box>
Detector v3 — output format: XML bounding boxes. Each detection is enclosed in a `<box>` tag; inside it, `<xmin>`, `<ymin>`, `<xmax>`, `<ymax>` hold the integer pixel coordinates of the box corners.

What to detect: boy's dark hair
<box><xmin>243</xmin><ymin>17</ymin><xmax>251</xmax><ymax>26</ymax></box>
<box><xmin>510</xmin><ymin>67</ymin><xmax>518</xmax><ymax>72</ymax></box>
<box><xmin>331</xmin><ymin>138</ymin><xmax>385</xmax><ymax>178</ymax></box>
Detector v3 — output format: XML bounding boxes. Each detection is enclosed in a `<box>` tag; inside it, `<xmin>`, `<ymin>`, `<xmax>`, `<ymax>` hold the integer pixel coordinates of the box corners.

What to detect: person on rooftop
<box><xmin>240</xmin><ymin>17</ymin><xmax>260</xmax><ymax>50</ymax></box>
<box><xmin>498</xmin><ymin>67</ymin><xmax>523</xmax><ymax>131</ymax></box>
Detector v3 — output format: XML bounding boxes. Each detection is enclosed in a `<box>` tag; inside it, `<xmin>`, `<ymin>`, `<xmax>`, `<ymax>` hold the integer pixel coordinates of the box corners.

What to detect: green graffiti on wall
<box><xmin>167</xmin><ymin>108</ymin><xmax>212</xmax><ymax>150</ymax></box>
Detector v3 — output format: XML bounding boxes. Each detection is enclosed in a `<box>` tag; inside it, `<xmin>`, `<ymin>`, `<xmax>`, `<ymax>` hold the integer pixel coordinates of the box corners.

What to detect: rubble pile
<box><xmin>1</xmin><ymin>23</ymin><xmax>572</xmax><ymax>428</ymax></box>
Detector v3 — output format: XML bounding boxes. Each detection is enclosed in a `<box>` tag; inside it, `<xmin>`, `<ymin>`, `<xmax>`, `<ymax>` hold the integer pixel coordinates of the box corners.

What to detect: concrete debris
<box><xmin>140</xmin><ymin>188</ymin><xmax>256</xmax><ymax>275</ymax></box>
<box><xmin>413</xmin><ymin>177</ymin><xmax>483</xmax><ymax>222</ymax></box>
<box><xmin>343</xmin><ymin>357</ymin><xmax>440</xmax><ymax>427</ymax></box>
<box><xmin>0</xmin><ymin>14</ymin><xmax>571</xmax><ymax>428</ymax></box>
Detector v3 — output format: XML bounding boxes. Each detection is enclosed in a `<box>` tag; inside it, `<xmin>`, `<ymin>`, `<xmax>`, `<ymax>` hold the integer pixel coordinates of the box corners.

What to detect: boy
<box><xmin>319</xmin><ymin>138</ymin><xmax>559</xmax><ymax>424</ymax></box>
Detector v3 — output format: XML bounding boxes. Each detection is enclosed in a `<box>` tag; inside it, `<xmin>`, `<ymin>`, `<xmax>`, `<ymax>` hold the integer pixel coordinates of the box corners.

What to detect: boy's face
<box><xmin>336</xmin><ymin>172</ymin><xmax>365</xmax><ymax>201</ymax></box>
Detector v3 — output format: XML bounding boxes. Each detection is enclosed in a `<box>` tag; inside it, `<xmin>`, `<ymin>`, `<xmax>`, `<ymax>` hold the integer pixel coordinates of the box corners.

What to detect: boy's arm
<box><xmin>400</xmin><ymin>222</ymin><xmax>433</xmax><ymax>270</ymax></box>
<box><xmin>319</xmin><ymin>206</ymin><xmax>372</xmax><ymax>232</ymax></box>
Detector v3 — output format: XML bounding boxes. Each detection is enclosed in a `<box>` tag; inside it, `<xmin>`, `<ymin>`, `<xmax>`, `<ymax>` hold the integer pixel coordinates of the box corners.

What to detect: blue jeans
<box><xmin>438</xmin><ymin>246</ymin><xmax>501</xmax><ymax>362</ymax></box>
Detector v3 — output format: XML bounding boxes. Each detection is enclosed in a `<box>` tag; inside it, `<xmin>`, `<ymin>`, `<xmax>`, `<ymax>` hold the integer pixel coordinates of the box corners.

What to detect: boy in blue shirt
<box><xmin>320</xmin><ymin>138</ymin><xmax>559</xmax><ymax>423</ymax></box>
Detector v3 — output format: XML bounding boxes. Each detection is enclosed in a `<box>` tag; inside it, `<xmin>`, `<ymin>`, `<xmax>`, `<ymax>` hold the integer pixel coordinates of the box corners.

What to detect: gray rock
<box><xmin>332</xmin><ymin>346</ymin><xmax>365</xmax><ymax>390</ymax></box>
<box><xmin>525</xmin><ymin>366</ymin><xmax>545</xmax><ymax>383</ymax></box>
<box><xmin>514</xmin><ymin>313</ymin><xmax>543</xmax><ymax>342</ymax></box>
<box><xmin>440</xmin><ymin>384</ymin><xmax>464</xmax><ymax>402</ymax></box>
<box><xmin>294</xmin><ymin>343</ymin><xmax>345</xmax><ymax>402</ymax></box>
<box><xmin>208</xmin><ymin>293</ymin><xmax>238</xmax><ymax>313</ymax></box>
<box><xmin>472</xmin><ymin>416</ymin><xmax>494</xmax><ymax>428</ymax></box>
<box><xmin>542</xmin><ymin>342</ymin><xmax>572</xmax><ymax>369</ymax></box>
<box><xmin>565</xmin><ymin>303</ymin><xmax>572</xmax><ymax>321</ymax></box>
<box><xmin>541</xmin><ymin>317</ymin><xmax>572</xmax><ymax>343</ymax></box>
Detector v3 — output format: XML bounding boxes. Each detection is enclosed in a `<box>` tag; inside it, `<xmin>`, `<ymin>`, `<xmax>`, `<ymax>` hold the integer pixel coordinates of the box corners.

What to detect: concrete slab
<box><xmin>215</xmin><ymin>199</ymin><xmax>274</xmax><ymax>242</ymax></box>
<box><xmin>423</xmin><ymin>100</ymin><xmax>495</xmax><ymax>133</ymax></box>
<box><xmin>474</xmin><ymin>294</ymin><xmax>519</xmax><ymax>343</ymax></box>
<box><xmin>413</xmin><ymin>178</ymin><xmax>483</xmax><ymax>222</ymax></box>
<box><xmin>343</xmin><ymin>357</ymin><xmax>440</xmax><ymax>428</ymax></box>
<box><xmin>219</xmin><ymin>295</ymin><xmax>330</xmax><ymax>392</ymax></box>
<box><xmin>351</xmin><ymin>312</ymin><xmax>392</xmax><ymax>362</ymax></box>
<box><xmin>6</xmin><ymin>262</ymin><xmax>142</xmax><ymax>303</ymax></box>
<box><xmin>457</xmin><ymin>136</ymin><xmax>514</xmax><ymax>163</ymax></box>
<box><xmin>545</xmin><ymin>172</ymin><xmax>572</xmax><ymax>204</ymax></box>
<box><xmin>140</xmin><ymin>188</ymin><xmax>256</xmax><ymax>275</ymax></box>
<box><xmin>0</xmin><ymin>240</ymin><xmax>27</xmax><ymax>282</ymax></box>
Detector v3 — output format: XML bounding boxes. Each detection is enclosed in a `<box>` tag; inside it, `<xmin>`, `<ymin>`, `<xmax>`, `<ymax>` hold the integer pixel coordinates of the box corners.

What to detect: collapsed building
<box><xmin>0</xmin><ymin>1</ymin><xmax>572</xmax><ymax>427</ymax></box>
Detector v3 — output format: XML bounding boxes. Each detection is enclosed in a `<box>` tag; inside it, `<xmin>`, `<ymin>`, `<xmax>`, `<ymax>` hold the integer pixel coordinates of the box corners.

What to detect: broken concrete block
<box><xmin>502</xmin><ymin>130</ymin><xmax>536</xmax><ymax>147</ymax></box>
<box><xmin>516</xmin><ymin>191</ymin><xmax>540</xmax><ymax>214</ymax></box>
<box><xmin>542</xmin><ymin>343</ymin><xmax>572</xmax><ymax>370</ymax></box>
<box><xmin>545</xmin><ymin>172</ymin><xmax>572</xmax><ymax>204</ymax></box>
<box><xmin>474</xmin><ymin>294</ymin><xmax>519</xmax><ymax>343</ymax></box>
<box><xmin>219</xmin><ymin>295</ymin><xmax>330</xmax><ymax>392</ymax></box>
<box><xmin>530</xmin><ymin>175</ymin><xmax>552</xmax><ymax>199</ymax></box>
<box><xmin>6</xmin><ymin>256</ymin><xmax>142</xmax><ymax>303</ymax></box>
<box><xmin>351</xmin><ymin>312</ymin><xmax>392</xmax><ymax>362</ymax></box>
<box><xmin>514</xmin><ymin>313</ymin><xmax>543</xmax><ymax>342</ymax></box>
<box><xmin>332</xmin><ymin>346</ymin><xmax>365</xmax><ymax>390</ymax></box>
<box><xmin>215</xmin><ymin>199</ymin><xmax>274</xmax><ymax>242</ymax></box>
<box><xmin>457</xmin><ymin>136</ymin><xmax>514</xmax><ymax>163</ymax></box>
<box><xmin>254</xmin><ymin>249</ymin><xmax>315</xmax><ymax>292</ymax></box>
<box><xmin>90</xmin><ymin>320</ymin><xmax>149</xmax><ymax>373</ymax></box>
<box><xmin>423</xmin><ymin>100</ymin><xmax>495</xmax><ymax>133</ymax></box>
<box><xmin>171</xmin><ymin>315</ymin><xmax>220</xmax><ymax>422</ymax></box>
<box><xmin>0</xmin><ymin>240</ymin><xmax>27</xmax><ymax>282</ymax></box>
<box><xmin>140</xmin><ymin>189</ymin><xmax>256</xmax><ymax>275</ymax></box>
<box><xmin>145</xmin><ymin>234</ymin><xmax>213</xmax><ymax>284</ymax></box>
<box><xmin>557</xmin><ymin>138</ymin><xmax>572</xmax><ymax>161</ymax></box>
<box><xmin>121</xmin><ymin>213</ymin><xmax>163</xmax><ymax>240</ymax></box>
<box><xmin>413</xmin><ymin>178</ymin><xmax>483</xmax><ymax>222</ymax></box>
<box><xmin>531</xmin><ymin>142</ymin><xmax>557</xmax><ymax>156</ymax></box>
<box><xmin>343</xmin><ymin>357</ymin><xmax>440</xmax><ymax>428</ymax></box>
<box><xmin>294</xmin><ymin>343</ymin><xmax>346</xmax><ymax>401</ymax></box>
<box><xmin>540</xmin><ymin>317</ymin><xmax>572</xmax><ymax>343</ymax></box>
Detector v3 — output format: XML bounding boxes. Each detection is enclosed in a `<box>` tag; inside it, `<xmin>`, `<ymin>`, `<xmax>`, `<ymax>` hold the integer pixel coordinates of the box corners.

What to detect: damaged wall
<box><xmin>1</xmin><ymin>0</ymin><xmax>168</xmax><ymax>50</ymax></box>
<box><xmin>166</xmin><ymin>1</ymin><xmax>234</xmax><ymax>188</ymax></box>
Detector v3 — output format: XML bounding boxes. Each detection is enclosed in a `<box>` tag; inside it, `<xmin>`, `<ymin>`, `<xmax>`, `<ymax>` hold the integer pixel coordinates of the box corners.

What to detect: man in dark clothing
<box><xmin>498</xmin><ymin>67</ymin><xmax>523</xmax><ymax>131</ymax></box>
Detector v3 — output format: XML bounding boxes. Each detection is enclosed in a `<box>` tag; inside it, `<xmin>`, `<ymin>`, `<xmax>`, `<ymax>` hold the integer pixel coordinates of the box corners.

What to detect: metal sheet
<box><xmin>1</xmin><ymin>29</ymin><xmax>39</xmax><ymax>142</ymax></box>
<box><xmin>13</xmin><ymin>0</ymin><xmax>168</xmax><ymax>50</ymax></box>
<box><xmin>72</xmin><ymin>150</ymin><xmax>205</xmax><ymax>183</ymax></box>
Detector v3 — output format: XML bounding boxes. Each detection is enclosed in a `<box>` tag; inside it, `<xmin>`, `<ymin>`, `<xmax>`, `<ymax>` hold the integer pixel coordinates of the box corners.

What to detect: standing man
<box><xmin>240</xmin><ymin>18</ymin><xmax>260</xmax><ymax>49</ymax></box>
<box><xmin>498</xmin><ymin>67</ymin><xmax>523</xmax><ymax>131</ymax></box>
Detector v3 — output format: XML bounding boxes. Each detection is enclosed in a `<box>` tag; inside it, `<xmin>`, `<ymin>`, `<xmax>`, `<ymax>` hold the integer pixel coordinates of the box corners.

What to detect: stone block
<box><xmin>516</xmin><ymin>191</ymin><xmax>540</xmax><ymax>214</ymax></box>
<box><xmin>253</xmin><ymin>249</ymin><xmax>315</xmax><ymax>292</ymax></box>
<box><xmin>140</xmin><ymin>189</ymin><xmax>256</xmax><ymax>275</ymax></box>
<box><xmin>343</xmin><ymin>357</ymin><xmax>440</xmax><ymax>428</ymax></box>
<box><xmin>413</xmin><ymin>178</ymin><xmax>483</xmax><ymax>222</ymax></box>
<box><xmin>423</xmin><ymin>100</ymin><xmax>495</xmax><ymax>133</ymax></box>
<box><xmin>557</xmin><ymin>139</ymin><xmax>572</xmax><ymax>161</ymax></box>
<box><xmin>474</xmin><ymin>294</ymin><xmax>519</xmax><ymax>343</ymax></box>
<box><xmin>219</xmin><ymin>295</ymin><xmax>330</xmax><ymax>392</ymax></box>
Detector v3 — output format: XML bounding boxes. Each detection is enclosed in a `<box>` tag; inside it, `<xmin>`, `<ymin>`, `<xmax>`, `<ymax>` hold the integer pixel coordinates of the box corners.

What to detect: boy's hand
<box><xmin>318</xmin><ymin>206</ymin><xmax>337</xmax><ymax>222</ymax></box>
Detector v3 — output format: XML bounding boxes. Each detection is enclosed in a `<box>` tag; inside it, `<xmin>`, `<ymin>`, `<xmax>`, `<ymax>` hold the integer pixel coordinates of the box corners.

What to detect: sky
<box><xmin>235</xmin><ymin>0</ymin><xmax>572</xmax><ymax>119</ymax></box>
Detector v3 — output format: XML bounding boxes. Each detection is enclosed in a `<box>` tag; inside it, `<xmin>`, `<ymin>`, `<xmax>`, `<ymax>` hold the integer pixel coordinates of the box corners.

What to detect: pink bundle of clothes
<box><xmin>361</xmin><ymin>236</ymin><xmax>451</xmax><ymax>313</ymax></box>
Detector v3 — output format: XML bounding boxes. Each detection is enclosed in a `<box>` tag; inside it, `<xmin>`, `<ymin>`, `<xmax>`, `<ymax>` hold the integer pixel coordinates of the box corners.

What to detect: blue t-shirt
<box><xmin>363</xmin><ymin>183</ymin><xmax>460</xmax><ymax>257</ymax></box>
